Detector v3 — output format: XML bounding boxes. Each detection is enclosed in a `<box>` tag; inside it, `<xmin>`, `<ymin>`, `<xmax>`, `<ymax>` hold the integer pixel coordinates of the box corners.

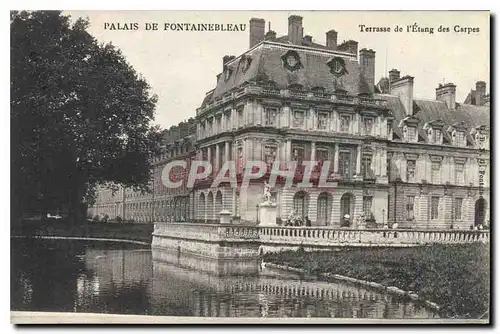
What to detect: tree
<box><xmin>11</xmin><ymin>11</ymin><xmax>162</xmax><ymax>222</ymax></box>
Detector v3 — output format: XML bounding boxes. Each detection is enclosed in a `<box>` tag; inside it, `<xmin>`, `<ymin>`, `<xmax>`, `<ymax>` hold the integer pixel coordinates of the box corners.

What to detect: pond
<box><xmin>11</xmin><ymin>238</ymin><xmax>438</xmax><ymax>319</ymax></box>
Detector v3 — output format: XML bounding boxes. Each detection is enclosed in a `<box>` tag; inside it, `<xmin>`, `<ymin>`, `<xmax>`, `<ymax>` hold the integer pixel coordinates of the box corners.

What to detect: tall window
<box><xmin>225</xmin><ymin>111</ymin><xmax>231</xmax><ymax>130</ymax></box>
<box><xmin>316</xmin><ymin>149</ymin><xmax>329</xmax><ymax>168</ymax></box>
<box><xmin>339</xmin><ymin>150</ymin><xmax>351</xmax><ymax>178</ymax></box>
<box><xmin>318</xmin><ymin>112</ymin><xmax>328</xmax><ymax>130</ymax></box>
<box><xmin>406</xmin><ymin>160</ymin><xmax>416</xmax><ymax>182</ymax></box>
<box><xmin>387</xmin><ymin>122</ymin><xmax>393</xmax><ymax>140</ymax></box>
<box><xmin>455</xmin><ymin>163</ymin><xmax>465</xmax><ymax>185</ymax></box>
<box><xmin>455</xmin><ymin>131</ymin><xmax>466</xmax><ymax>146</ymax></box>
<box><xmin>431</xmin><ymin>161</ymin><xmax>441</xmax><ymax>184</ymax></box>
<box><xmin>293</xmin><ymin>110</ymin><xmax>305</xmax><ymax>128</ymax></box>
<box><xmin>219</xmin><ymin>145</ymin><xmax>224</xmax><ymax>167</ymax></box>
<box><xmin>363</xmin><ymin>117</ymin><xmax>374</xmax><ymax>136</ymax></box>
<box><xmin>264</xmin><ymin>107</ymin><xmax>278</xmax><ymax>126</ymax></box>
<box><xmin>431</xmin><ymin>196</ymin><xmax>440</xmax><ymax>219</ymax></box>
<box><xmin>210</xmin><ymin>146</ymin><xmax>216</xmax><ymax>169</ymax></box>
<box><xmin>432</xmin><ymin>129</ymin><xmax>442</xmax><ymax>144</ymax></box>
<box><xmin>361</xmin><ymin>154</ymin><xmax>373</xmax><ymax>179</ymax></box>
<box><xmin>208</xmin><ymin>119</ymin><xmax>214</xmax><ymax>136</ymax></box>
<box><xmin>340</xmin><ymin>115</ymin><xmax>351</xmax><ymax>133</ymax></box>
<box><xmin>454</xmin><ymin>198</ymin><xmax>463</xmax><ymax>220</ymax></box>
<box><xmin>227</xmin><ymin>142</ymin><xmax>232</xmax><ymax>161</ymax></box>
<box><xmin>406</xmin><ymin>126</ymin><xmax>417</xmax><ymax>142</ymax></box>
<box><xmin>406</xmin><ymin>195</ymin><xmax>415</xmax><ymax>220</ymax></box>
<box><xmin>387</xmin><ymin>156</ymin><xmax>392</xmax><ymax>180</ymax></box>
<box><xmin>237</xmin><ymin>106</ymin><xmax>244</xmax><ymax>128</ymax></box>
<box><xmin>292</xmin><ymin>146</ymin><xmax>305</xmax><ymax>163</ymax></box>
<box><xmin>317</xmin><ymin>193</ymin><xmax>329</xmax><ymax>225</ymax></box>
<box><xmin>264</xmin><ymin>145</ymin><xmax>277</xmax><ymax>165</ymax></box>
<box><xmin>216</xmin><ymin>116</ymin><xmax>222</xmax><ymax>134</ymax></box>
<box><xmin>237</xmin><ymin>146</ymin><xmax>243</xmax><ymax>173</ymax></box>
<box><xmin>293</xmin><ymin>192</ymin><xmax>307</xmax><ymax>219</ymax></box>
<box><xmin>363</xmin><ymin>196</ymin><xmax>372</xmax><ymax>218</ymax></box>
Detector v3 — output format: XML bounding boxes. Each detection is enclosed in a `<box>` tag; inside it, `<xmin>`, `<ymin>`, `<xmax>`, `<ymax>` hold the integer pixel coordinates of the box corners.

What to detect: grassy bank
<box><xmin>11</xmin><ymin>219</ymin><xmax>154</xmax><ymax>244</ymax></box>
<box><xmin>264</xmin><ymin>244</ymin><xmax>490</xmax><ymax>319</ymax></box>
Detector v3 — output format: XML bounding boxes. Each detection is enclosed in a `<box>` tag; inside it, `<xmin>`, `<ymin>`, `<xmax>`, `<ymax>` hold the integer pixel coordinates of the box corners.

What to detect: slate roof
<box><xmin>274</xmin><ymin>35</ymin><xmax>330</xmax><ymax>50</ymax></box>
<box><xmin>376</xmin><ymin>93</ymin><xmax>490</xmax><ymax>144</ymax></box>
<box><xmin>464</xmin><ymin>89</ymin><xmax>490</xmax><ymax>106</ymax></box>
<box><xmin>202</xmin><ymin>42</ymin><xmax>371</xmax><ymax>107</ymax></box>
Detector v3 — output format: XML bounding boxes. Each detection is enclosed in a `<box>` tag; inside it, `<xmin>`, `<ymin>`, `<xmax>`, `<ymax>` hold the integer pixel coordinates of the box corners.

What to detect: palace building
<box><xmin>88</xmin><ymin>15</ymin><xmax>490</xmax><ymax>229</ymax></box>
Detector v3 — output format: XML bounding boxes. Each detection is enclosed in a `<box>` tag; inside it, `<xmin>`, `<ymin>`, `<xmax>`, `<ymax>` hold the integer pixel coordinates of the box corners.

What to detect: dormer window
<box><xmin>406</xmin><ymin>126</ymin><xmax>417</xmax><ymax>142</ymax></box>
<box><xmin>454</xmin><ymin>130</ymin><xmax>466</xmax><ymax>147</ymax></box>
<box><xmin>432</xmin><ymin>128</ymin><xmax>442</xmax><ymax>144</ymax></box>
<box><xmin>472</xmin><ymin>125</ymin><xmax>489</xmax><ymax>150</ymax></box>
<box><xmin>424</xmin><ymin>120</ymin><xmax>445</xmax><ymax>145</ymax></box>
<box><xmin>327</xmin><ymin>56</ymin><xmax>348</xmax><ymax>78</ymax></box>
<box><xmin>281</xmin><ymin>50</ymin><xmax>302</xmax><ymax>72</ymax></box>
<box><xmin>224</xmin><ymin>68</ymin><xmax>232</xmax><ymax>81</ymax></box>
<box><xmin>387</xmin><ymin>121</ymin><xmax>393</xmax><ymax>140</ymax></box>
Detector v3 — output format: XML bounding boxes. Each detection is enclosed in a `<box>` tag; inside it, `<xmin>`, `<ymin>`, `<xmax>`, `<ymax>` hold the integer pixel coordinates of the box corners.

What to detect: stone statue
<box><xmin>263</xmin><ymin>181</ymin><xmax>272</xmax><ymax>203</ymax></box>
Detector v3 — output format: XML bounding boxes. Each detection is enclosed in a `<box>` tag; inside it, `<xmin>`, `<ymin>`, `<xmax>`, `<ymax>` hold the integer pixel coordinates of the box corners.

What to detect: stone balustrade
<box><xmin>258</xmin><ymin>226</ymin><xmax>489</xmax><ymax>247</ymax></box>
<box><xmin>154</xmin><ymin>222</ymin><xmax>489</xmax><ymax>248</ymax></box>
<box><xmin>197</xmin><ymin>83</ymin><xmax>388</xmax><ymax>115</ymax></box>
<box><xmin>152</xmin><ymin>222</ymin><xmax>489</xmax><ymax>274</ymax></box>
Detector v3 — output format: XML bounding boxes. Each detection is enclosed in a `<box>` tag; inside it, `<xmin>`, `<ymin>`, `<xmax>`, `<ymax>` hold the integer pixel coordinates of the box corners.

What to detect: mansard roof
<box><xmin>202</xmin><ymin>42</ymin><xmax>371</xmax><ymax>107</ymax></box>
<box><xmin>377</xmin><ymin>94</ymin><xmax>490</xmax><ymax>145</ymax></box>
<box><xmin>274</xmin><ymin>35</ymin><xmax>331</xmax><ymax>50</ymax></box>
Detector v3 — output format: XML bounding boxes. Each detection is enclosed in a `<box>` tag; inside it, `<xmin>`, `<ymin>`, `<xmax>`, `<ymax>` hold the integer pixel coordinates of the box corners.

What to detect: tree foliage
<box><xmin>11</xmin><ymin>11</ymin><xmax>162</xmax><ymax>221</ymax></box>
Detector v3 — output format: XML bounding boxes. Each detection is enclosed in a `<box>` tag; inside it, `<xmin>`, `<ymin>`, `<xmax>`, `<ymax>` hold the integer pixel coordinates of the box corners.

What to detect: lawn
<box><xmin>264</xmin><ymin>244</ymin><xmax>490</xmax><ymax>319</ymax></box>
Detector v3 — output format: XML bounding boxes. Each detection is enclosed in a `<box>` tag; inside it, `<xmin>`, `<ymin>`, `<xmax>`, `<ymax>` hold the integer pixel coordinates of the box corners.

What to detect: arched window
<box><xmin>293</xmin><ymin>191</ymin><xmax>309</xmax><ymax>219</ymax></box>
<box><xmin>215</xmin><ymin>191</ymin><xmax>223</xmax><ymax>216</ymax></box>
<box><xmin>317</xmin><ymin>192</ymin><xmax>332</xmax><ymax>226</ymax></box>
<box><xmin>207</xmin><ymin>192</ymin><xmax>214</xmax><ymax>221</ymax></box>
<box><xmin>340</xmin><ymin>193</ymin><xmax>354</xmax><ymax>226</ymax></box>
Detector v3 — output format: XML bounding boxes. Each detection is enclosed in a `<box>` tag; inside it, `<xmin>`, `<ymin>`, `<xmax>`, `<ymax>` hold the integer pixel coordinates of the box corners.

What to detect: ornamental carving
<box><xmin>240</xmin><ymin>55</ymin><xmax>252</xmax><ymax>73</ymax></box>
<box><xmin>327</xmin><ymin>56</ymin><xmax>348</xmax><ymax>77</ymax></box>
<box><xmin>281</xmin><ymin>50</ymin><xmax>303</xmax><ymax>72</ymax></box>
<box><xmin>223</xmin><ymin>66</ymin><xmax>233</xmax><ymax>82</ymax></box>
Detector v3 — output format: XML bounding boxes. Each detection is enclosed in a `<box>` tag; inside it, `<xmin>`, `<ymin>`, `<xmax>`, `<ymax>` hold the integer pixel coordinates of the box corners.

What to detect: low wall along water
<box><xmin>152</xmin><ymin>222</ymin><xmax>489</xmax><ymax>275</ymax></box>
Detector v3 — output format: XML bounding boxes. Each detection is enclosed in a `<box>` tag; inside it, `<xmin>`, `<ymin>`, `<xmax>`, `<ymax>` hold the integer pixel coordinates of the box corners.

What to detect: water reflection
<box><xmin>11</xmin><ymin>239</ymin><xmax>438</xmax><ymax>319</ymax></box>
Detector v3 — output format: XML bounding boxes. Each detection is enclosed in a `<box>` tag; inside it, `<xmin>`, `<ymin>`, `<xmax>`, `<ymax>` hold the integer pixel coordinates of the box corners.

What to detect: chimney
<box><xmin>249</xmin><ymin>18</ymin><xmax>265</xmax><ymax>48</ymax></box>
<box><xmin>222</xmin><ymin>55</ymin><xmax>235</xmax><ymax>68</ymax></box>
<box><xmin>302</xmin><ymin>35</ymin><xmax>312</xmax><ymax>46</ymax></box>
<box><xmin>337</xmin><ymin>40</ymin><xmax>358</xmax><ymax>57</ymax></box>
<box><xmin>436</xmin><ymin>82</ymin><xmax>456</xmax><ymax>110</ymax></box>
<box><xmin>288</xmin><ymin>15</ymin><xmax>303</xmax><ymax>45</ymax></box>
<box><xmin>389</xmin><ymin>69</ymin><xmax>400</xmax><ymax>83</ymax></box>
<box><xmin>326</xmin><ymin>30</ymin><xmax>338</xmax><ymax>50</ymax></box>
<box><xmin>265</xmin><ymin>30</ymin><xmax>276</xmax><ymax>40</ymax></box>
<box><xmin>476</xmin><ymin>81</ymin><xmax>486</xmax><ymax>96</ymax></box>
<box><xmin>359</xmin><ymin>48</ymin><xmax>376</xmax><ymax>93</ymax></box>
<box><xmin>390</xmin><ymin>75</ymin><xmax>415</xmax><ymax>115</ymax></box>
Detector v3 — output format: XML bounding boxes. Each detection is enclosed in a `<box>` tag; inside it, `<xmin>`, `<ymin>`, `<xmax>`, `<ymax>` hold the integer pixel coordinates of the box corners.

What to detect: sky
<box><xmin>65</xmin><ymin>11</ymin><xmax>490</xmax><ymax>130</ymax></box>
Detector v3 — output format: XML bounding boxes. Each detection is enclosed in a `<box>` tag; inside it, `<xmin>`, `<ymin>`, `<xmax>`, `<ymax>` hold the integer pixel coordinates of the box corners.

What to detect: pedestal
<box><xmin>219</xmin><ymin>209</ymin><xmax>232</xmax><ymax>224</ymax></box>
<box><xmin>258</xmin><ymin>202</ymin><xmax>277</xmax><ymax>226</ymax></box>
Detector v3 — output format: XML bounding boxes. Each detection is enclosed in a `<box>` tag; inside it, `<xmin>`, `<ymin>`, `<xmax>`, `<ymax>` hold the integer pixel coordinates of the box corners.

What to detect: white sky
<box><xmin>65</xmin><ymin>11</ymin><xmax>490</xmax><ymax>130</ymax></box>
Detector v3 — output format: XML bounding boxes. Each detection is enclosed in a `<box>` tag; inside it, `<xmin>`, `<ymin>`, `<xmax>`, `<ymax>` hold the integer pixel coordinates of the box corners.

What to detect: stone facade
<box><xmin>89</xmin><ymin>15</ymin><xmax>490</xmax><ymax>230</ymax></box>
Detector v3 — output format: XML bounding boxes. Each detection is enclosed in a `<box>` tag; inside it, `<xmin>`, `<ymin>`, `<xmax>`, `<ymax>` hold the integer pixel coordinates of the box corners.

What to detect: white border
<box><xmin>3</xmin><ymin>1</ymin><xmax>497</xmax><ymax>333</ymax></box>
